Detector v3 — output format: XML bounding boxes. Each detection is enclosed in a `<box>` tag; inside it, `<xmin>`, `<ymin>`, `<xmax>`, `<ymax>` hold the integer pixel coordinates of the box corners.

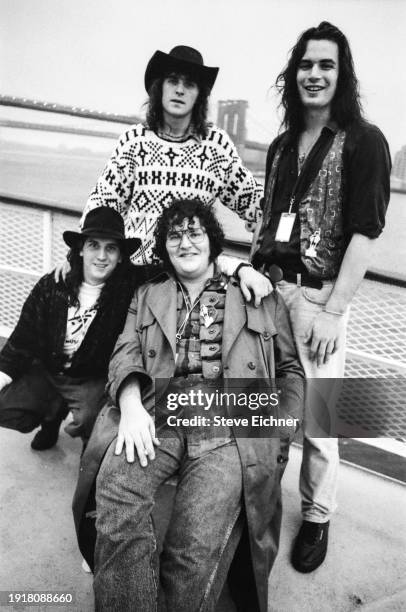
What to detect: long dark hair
<box><xmin>64</xmin><ymin>240</ymin><xmax>132</xmax><ymax>311</ymax></box>
<box><xmin>145</xmin><ymin>74</ymin><xmax>210</xmax><ymax>138</ymax></box>
<box><xmin>276</xmin><ymin>21</ymin><xmax>363</xmax><ymax>135</ymax></box>
<box><xmin>153</xmin><ymin>199</ymin><xmax>224</xmax><ymax>269</ymax></box>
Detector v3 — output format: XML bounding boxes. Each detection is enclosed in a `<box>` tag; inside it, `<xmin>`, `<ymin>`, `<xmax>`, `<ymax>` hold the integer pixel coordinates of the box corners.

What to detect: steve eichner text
<box><xmin>166</xmin><ymin>414</ymin><xmax>299</xmax><ymax>428</ymax></box>
<box><xmin>166</xmin><ymin>390</ymin><xmax>280</xmax><ymax>411</ymax></box>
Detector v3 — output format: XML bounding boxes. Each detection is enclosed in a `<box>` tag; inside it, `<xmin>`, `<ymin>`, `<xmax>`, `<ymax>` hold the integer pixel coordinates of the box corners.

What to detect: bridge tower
<box><xmin>217</xmin><ymin>100</ymin><xmax>248</xmax><ymax>154</ymax></box>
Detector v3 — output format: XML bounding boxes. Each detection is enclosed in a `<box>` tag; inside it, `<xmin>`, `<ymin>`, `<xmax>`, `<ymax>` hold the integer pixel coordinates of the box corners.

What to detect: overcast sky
<box><xmin>1</xmin><ymin>0</ymin><xmax>405</xmax><ymax>154</ymax></box>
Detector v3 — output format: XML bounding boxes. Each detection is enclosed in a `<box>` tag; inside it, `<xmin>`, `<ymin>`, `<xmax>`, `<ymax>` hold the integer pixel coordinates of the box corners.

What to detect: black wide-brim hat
<box><xmin>63</xmin><ymin>207</ymin><xmax>141</xmax><ymax>256</ymax></box>
<box><xmin>144</xmin><ymin>45</ymin><xmax>219</xmax><ymax>93</ymax></box>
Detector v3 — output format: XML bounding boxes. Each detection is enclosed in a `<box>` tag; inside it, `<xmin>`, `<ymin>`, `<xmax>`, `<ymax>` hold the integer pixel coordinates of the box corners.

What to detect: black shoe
<box><xmin>31</xmin><ymin>419</ymin><xmax>62</xmax><ymax>451</ymax></box>
<box><xmin>291</xmin><ymin>520</ymin><xmax>329</xmax><ymax>573</ymax></box>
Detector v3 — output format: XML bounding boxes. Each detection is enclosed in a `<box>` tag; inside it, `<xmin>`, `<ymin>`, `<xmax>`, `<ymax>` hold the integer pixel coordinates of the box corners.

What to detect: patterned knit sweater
<box><xmin>83</xmin><ymin>124</ymin><xmax>263</xmax><ymax>264</ymax></box>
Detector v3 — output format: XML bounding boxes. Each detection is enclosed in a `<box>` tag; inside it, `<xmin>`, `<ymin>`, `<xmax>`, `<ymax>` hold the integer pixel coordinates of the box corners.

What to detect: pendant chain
<box><xmin>176</xmin><ymin>284</ymin><xmax>201</xmax><ymax>344</ymax></box>
<box><xmin>298</xmin><ymin>132</ymin><xmax>320</xmax><ymax>172</ymax></box>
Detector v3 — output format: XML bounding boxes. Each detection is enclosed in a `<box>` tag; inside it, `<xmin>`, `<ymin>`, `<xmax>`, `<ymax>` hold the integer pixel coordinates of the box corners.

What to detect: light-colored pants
<box><xmin>277</xmin><ymin>280</ymin><xmax>349</xmax><ymax>523</ymax></box>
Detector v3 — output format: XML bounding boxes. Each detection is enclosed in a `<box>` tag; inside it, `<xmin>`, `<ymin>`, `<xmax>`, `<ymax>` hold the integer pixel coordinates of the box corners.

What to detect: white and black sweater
<box><xmin>83</xmin><ymin>124</ymin><xmax>263</xmax><ymax>264</ymax></box>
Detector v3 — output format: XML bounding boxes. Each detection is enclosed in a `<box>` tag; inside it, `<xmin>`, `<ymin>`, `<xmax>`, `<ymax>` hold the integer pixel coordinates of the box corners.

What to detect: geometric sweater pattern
<box><xmin>83</xmin><ymin>124</ymin><xmax>263</xmax><ymax>264</ymax></box>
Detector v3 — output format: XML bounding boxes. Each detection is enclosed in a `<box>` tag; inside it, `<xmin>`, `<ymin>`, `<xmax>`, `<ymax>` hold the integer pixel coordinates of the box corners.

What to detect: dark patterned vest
<box><xmin>258</xmin><ymin>130</ymin><xmax>346</xmax><ymax>279</ymax></box>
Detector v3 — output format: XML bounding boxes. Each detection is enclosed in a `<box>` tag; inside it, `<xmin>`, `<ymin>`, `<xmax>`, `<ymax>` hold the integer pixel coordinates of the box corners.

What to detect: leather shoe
<box><xmin>291</xmin><ymin>520</ymin><xmax>329</xmax><ymax>573</ymax></box>
<box><xmin>31</xmin><ymin>418</ymin><xmax>62</xmax><ymax>451</ymax></box>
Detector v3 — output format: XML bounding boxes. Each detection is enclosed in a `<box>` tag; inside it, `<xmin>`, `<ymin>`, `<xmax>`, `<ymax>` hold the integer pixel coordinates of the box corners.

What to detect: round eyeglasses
<box><xmin>166</xmin><ymin>227</ymin><xmax>206</xmax><ymax>246</ymax></box>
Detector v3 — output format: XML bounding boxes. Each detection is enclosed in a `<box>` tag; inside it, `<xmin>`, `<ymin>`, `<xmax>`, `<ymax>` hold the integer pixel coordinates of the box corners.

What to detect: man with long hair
<box><xmin>0</xmin><ymin>207</ymin><xmax>141</xmax><ymax>450</ymax></box>
<box><xmin>84</xmin><ymin>46</ymin><xmax>262</xmax><ymax>265</ymax></box>
<box><xmin>251</xmin><ymin>22</ymin><xmax>391</xmax><ymax>572</ymax></box>
<box><xmin>81</xmin><ymin>45</ymin><xmax>269</xmax><ymax>302</ymax></box>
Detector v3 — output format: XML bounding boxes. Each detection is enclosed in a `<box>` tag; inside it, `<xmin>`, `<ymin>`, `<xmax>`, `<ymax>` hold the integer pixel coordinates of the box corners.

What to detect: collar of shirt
<box><xmin>285</xmin><ymin>122</ymin><xmax>338</xmax><ymax>149</ymax></box>
<box><xmin>156</xmin><ymin>125</ymin><xmax>201</xmax><ymax>143</ymax></box>
<box><xmin>323</xmin><ymin>122</ymin><xmax>338</xmax><ymax>136</ymax></box>
<box><xmin>173</xmin><ymin>264</ymin><xmax>227</xmax><ymax>301</ymax></box>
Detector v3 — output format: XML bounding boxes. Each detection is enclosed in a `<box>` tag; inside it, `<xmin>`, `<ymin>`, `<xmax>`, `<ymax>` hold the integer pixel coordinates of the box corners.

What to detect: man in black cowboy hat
<box><xmin>80</xmin><ymin>44</ymin><xmax>270</xmax><ymax>302</ymax></box>
<box><xmin>0</xmin><ymin>207</ymin><xmax>142</xmax><ymax>450</ymax></box>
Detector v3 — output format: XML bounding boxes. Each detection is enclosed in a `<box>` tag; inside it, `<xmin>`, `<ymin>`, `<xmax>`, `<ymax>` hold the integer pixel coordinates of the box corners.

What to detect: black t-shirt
<box><xmin>256</xmin><ymin>121</ymin><xmax>391</xmax><ymax>274</ymax></box>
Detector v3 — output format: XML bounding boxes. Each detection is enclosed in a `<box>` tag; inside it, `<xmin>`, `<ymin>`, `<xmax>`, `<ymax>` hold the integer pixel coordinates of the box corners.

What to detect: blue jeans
<box><xmin>94</xmin><ymin>434</ymin><xmax>243</xmax><ymax>612</ymax></box>
<box><xmin>277</xmin><ymin>281</ymin><xmax>349</xmax><ymax>522</ymax></box>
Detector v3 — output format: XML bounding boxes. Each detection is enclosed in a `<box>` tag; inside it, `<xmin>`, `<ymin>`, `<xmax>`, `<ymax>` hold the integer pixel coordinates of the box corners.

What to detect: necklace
<box><xmin>298</xmin><ymin>132</ymin><xmax>320</xmax><ymax>172</ymax></box>
<box><xmin>176</xmin><ymin>284</ymin><xmax>201</xmax><ymax>344</ymax></box>
<box><xmin>162</xmin><ymin>130</ymin><xmax>187</xmax><ymax>141</ymax></box>
<box><xmin>160</xmin><ymin>123</ymin><xmax>192</xmax><ymax>142</ymax></box>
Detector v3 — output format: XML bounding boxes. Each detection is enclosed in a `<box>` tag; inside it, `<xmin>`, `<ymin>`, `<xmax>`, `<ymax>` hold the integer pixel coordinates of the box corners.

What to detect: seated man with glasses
<box><xmin>74</xmin><ymin>198</ymin><xmax>304</xmax><ymax>612</ymax></box>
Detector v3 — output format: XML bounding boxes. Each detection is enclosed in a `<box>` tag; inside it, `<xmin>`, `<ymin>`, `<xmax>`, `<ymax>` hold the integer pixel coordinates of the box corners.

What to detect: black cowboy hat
<box><xmin>63</xmin><ymin>207</ymin><xmax>141</xmax><ymax>256</ymax></box>
<box><xmin>144</xmin><ymin>45</ymin><xmax>219</xmax><ymax>93</ymax></box>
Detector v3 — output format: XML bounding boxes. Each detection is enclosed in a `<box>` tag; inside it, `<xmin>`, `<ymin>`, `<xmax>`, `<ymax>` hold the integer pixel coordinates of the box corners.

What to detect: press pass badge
<box><xmin>275</xmin><ymin>212</ymin><xmax>296</xmax><ymax>242</ymax></box>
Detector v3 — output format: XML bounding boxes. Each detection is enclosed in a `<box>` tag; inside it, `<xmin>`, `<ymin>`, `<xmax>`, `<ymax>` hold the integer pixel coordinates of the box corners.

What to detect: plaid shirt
<box><xmin>169</xmin><ymin>270</ymin><xmax>233</xmax><ymax>456</ymax></box>
<box><xmin>174</xmin><ymin>271</ymin><xmax>227</xmax><ymax>380</ymax></box>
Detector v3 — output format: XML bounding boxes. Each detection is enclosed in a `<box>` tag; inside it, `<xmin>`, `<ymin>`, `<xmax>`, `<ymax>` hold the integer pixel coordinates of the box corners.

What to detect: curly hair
<box><xmin>64</xmin><ymin>240</ymin><xmax>133</xmax><ymax>311</ymax></box>
<box><xmin>145</xmin><ymin>74</ymin><xmax>210</xmax><ymax>138</ymax></box>
<box><xmin>153</xmin><ymin>199</ymin><xmax>224</xmax><ymax>269</ymax></box>
<box><xmin>276</xmin><ymin>21</ymin><xmax>363</xmax><ymax>135</ymax></box>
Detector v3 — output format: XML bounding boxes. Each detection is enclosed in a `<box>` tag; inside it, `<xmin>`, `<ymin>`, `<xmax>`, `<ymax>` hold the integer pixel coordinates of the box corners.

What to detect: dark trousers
<box><xmin>0</xmin><ymin>361</ymin><xmax>107</xmax><ymax>441</ymax></box>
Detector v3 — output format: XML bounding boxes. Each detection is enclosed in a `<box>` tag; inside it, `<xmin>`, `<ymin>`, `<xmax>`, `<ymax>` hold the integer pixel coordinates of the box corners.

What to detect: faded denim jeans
<box><xmin>94</xmin><ymin>431</ymin><xmax>243</xmax><ymax>612</ymax></box>
<box><xmin>277</xmin><ymin>280</ymin><xmax>349</xmax><ymax>523</ymax></box>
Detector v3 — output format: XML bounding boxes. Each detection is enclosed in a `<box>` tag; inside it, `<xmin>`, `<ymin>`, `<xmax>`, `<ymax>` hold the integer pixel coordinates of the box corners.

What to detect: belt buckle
<box><xmin>266</xmin><ymin>264</ymin><xmax>283</xmax><ymax>284</ymax></box>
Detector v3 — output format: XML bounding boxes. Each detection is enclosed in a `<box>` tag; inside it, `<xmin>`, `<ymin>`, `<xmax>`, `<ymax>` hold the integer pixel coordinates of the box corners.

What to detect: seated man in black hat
<box><xmin>0</xmin><ymin>207</ymin><xmax>142</xmax><ymax>450</ymax></box>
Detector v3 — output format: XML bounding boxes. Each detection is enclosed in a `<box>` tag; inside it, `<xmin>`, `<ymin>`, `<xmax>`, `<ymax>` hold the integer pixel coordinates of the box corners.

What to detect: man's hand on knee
<box><xmin>115</xmin><ymin>404</ymin><xmax>160</xmax><ymax>466</ymax></box>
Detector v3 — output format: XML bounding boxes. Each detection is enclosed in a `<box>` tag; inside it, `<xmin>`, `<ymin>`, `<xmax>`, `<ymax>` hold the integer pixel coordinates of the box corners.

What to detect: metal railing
<box><xmin>1</xmin><ymin>192</ymin><xmax>406</xmax><ymax>374</ymax></box>
<box><xmin>1</xmin><ymin>192</ymin><xmax>406</xmax><ymax>464</ymax></box>
<box><xmin>0</xmin><ymin>194</ymin><xmax>80</xmax><ymax>337</ymax></box>
<box><xmin>1</xmin><ymin>96</ymin><xmax>406</xmax><ymax>458</ymax></box>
